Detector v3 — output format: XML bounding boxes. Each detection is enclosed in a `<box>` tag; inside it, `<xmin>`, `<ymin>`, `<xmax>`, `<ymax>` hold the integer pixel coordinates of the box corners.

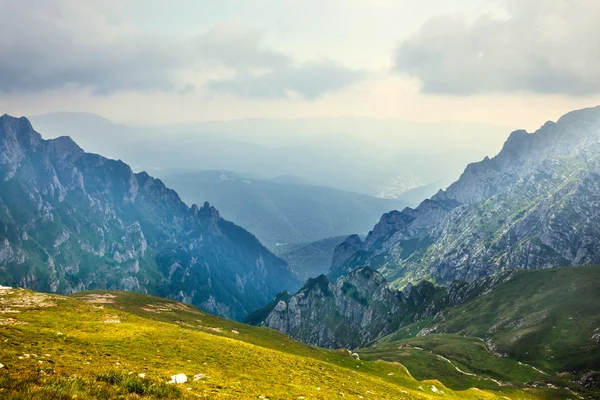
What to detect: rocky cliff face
<box><xmin>330</xmin><ymin>234</ymin><xmax>364</xmax><ymax>279</ymax></box>
<box><xmin>331</xmin><ymin>106</ymin><xmax>600</xmax><ymax>287</ymax></box>
<box><xmin>249</xmin><ymin>266</ymin><xmax>513</xmax><ymax>349</ymax></box>
<box><xmin>0</xmin><ymin>114</ymin><xmax>299</xmax><ymax>320</ymax></box>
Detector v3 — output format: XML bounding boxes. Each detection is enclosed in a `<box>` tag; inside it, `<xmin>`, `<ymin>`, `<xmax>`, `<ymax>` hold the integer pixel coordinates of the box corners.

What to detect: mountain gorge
<box><xmin>331</xmin><ymin>106</ymin><xmax>600</xmax><ymax>287</ymax></box>
<box><xmin>160</xmin><ymin>170</ymin><xmax>404</xmax><ymax>249</ymax></box>
<box><xmin>29</xmin><ymin>112</ymin><xmax>508</xmax><ymax>202</ymax></box>
<box><xmin>0</xmin><ymin>114</ymin><xmax>298</xmax><ymax>320</ymax></box>
<box><xmin>273</xmin><ymin>235</ymin><xmax>351</xmax><ymax>280</ymax></box>
<box><xmin>247</xmin><ymin>106</ymin><xmax>600</xmax><ymax>396</ymax></box>
<box><xmin>2</xmin><ymin>107</ymin><xmax>600</xmax><ymax>399</ymax></box>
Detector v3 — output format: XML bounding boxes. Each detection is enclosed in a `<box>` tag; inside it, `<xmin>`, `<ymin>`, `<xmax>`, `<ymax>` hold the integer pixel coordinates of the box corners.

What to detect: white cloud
<box><xmin>209</xmin><ymin>60</ymin><xmax>365</xmax><ymax>99</ymax></box>
<box><xmin>0</xmin><ymin>0</ymin><xmax>187</xmax><ymax>94</ymax></box>
<box><xmin>0</xmin><ymin>0</ymin><xmax>363</xmax><ymax>98</ymax></box>
<box><xmin>394</xmin><ymin>0</ymin><xmax>600</xmax><ymax>95</ymax></box>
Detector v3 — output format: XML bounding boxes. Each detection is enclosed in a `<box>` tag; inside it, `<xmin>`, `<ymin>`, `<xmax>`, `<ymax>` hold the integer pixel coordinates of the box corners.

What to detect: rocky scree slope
<box><xmin>249</xmin><ymin>266</ymin><xmax>515</xmax><ymax>349</ymax></box>
<box><xmin>331</xmin><ymin>106</ymin><xmax>600</xmax><ymax>287</ymax></box>
<box><xmin>0</xmin><ymin>114</ymin><xmax>298</xmax><ymax>320</ymax></box>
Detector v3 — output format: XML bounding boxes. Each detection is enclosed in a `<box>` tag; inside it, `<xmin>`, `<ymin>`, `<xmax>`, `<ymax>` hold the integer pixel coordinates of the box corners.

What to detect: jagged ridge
<box><xmin>331</xmin><ymin>106</ymin><xmax>600</xmax><ymax>287</ymax></box>
<box><xmin>250</xmin><ymin>266</ymin><xmax>513</xmax><ymax>349</ymax></box>
<box><xmin>0</xmin><ymin>114</ymin><xmax>299</xmax><ymax>320</ymax></box>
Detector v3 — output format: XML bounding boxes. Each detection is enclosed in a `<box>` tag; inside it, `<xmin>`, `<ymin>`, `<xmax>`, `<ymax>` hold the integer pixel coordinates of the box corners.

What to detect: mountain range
<box><xmin>159</xmin><ymin>170</ymin><xmax>403</xmax><ymax>249</ymax></box>
<box><xmin>0</xmin><ymin>114</ymin><xmax>298</xmax><ymax>320</ymax></box>
<box><xmin>248</xmin><ymin>266</ymin><xmax>515</xmax><ymax>349</ymax></box>
<box><xmin>250</xmin><ymin>262</ymin><xmax>600</xmax><ymax>396</ymax></box>
<box><xmin>248</xmin><ymin>106</ymin><xmax>600</xmax><ymax>396</ymax></box>
<box><xmin>330</xmin><ymin>106</ymin><xmax>600</xmax><ymax>287</ymax></box>
<box><xmin>1</xmin><ymin>106</ymin><xmax>600</xmax><ymax>398</ymax></box>
<box><xmin>29</xmin><ymin>112</ymin><xmax>509</xmax><ymax>201</ymax></box>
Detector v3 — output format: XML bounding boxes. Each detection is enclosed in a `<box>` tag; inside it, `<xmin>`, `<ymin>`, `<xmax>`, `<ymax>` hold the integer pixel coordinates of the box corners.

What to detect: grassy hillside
<box><xmin>362</xmin><ymin>335</ymin><xmax>563</xmax><ymax>391</ymax></box>
<box><xmin>382</xmin><ymin>266</ymin><xmax>600</xmax><ymax>371</ymax></box>
<box><xmin>0</xmin><ymin>288</ymin><xmax>565</xmax><ymax>399</ymax></box>
<box><xmin>367</xmin><ymin>266</ymin><xmax>600</xmax><ymax>398</ymax></box>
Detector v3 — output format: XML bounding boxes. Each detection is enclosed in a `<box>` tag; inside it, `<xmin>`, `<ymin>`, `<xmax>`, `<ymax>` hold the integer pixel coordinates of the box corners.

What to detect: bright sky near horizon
<box><xmin>0</xmin><ymin>0</ymin><xmax>599</xmax><ymax>131</ymax></box>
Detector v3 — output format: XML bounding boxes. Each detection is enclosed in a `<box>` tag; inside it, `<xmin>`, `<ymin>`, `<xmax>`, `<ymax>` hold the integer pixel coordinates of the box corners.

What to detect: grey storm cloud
<box><xmin>393</xmin><ymin>0</ymin><xmax>600</xmax><ymax>96</ymax></box>
<box><xmin>0</xmin><ymin>0</ymin><xmax>363</xmax><ymax>98</ymax></box>
<box><xmin>0</xmin><ymin>1</ymin><xmax>187</xmax><ymax>94</ymax></box>
<box><xmin>208</xmin><ymin>61</ymin><xmax>365</xmax><ymax>99</ymax></box>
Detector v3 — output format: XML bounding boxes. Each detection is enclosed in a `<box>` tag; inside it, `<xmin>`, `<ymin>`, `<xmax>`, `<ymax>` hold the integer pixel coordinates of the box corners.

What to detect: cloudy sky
<box><xmin>1</xmin><ymin>0</ymin><xmax>599</xmax><ymax>130</ymax></box>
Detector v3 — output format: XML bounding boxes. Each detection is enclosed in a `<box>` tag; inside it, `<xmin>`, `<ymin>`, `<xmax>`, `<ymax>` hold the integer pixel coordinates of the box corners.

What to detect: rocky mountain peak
<box><xmin>197</xmin><ymin>201</ymin><xmax>220</xmax><ymax>220</ymax></box>
<box><xmin>46</xmin><ymin>136</ymin><xmax>85</xmax><ymax>163</ymax></box>
<box><xmin>0</xmin><ymin>114</ymin><xmax>37</xmax><ymax>135</ymax></box>
<box><xmin>0</xmin><ymin>116</ymin><xmax>299</xmax><ymax>320</ymax></box>
<box><xmin>0</xmin><ymin>114</ymin><xmax>44</xmax><ymax>180</ymax></box>
<box><xmin>330</xmin><ymin>105</ymin><xmax>600</xmax><ymax>289</ymax></box>
<box><xmin>330</xmin><ymin>234</ymin><xmax>365</xmax><ymax>278</ymax></box>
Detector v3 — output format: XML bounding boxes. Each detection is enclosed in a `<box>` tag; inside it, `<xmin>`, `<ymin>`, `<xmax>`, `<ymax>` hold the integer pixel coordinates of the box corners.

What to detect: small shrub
<box><xmin>97</xmin><ymin>371</ymin><xmax>181</xmax><ymax>399</ymax></box>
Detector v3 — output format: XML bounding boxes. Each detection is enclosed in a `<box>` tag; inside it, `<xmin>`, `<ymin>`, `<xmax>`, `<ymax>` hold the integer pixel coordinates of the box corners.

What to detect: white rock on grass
<box><xmin>168</xmin><ymin>373</ymin><xmax>187</xmax><ymax>384</ymax></box>
<box><xmin>193</xmin><ymin>373</ymin><xmax>206</xmax><ymax>381</ymax></box>
<box><xmin>431</xmin><ymin>385</ymin><xmax>438</xmax><ymax>393</ymax></box>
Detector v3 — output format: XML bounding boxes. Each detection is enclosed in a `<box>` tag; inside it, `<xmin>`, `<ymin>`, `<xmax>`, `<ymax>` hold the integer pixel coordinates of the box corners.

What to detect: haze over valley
<box><xmin>29</xmin><ymin>112</ymin><xmax>510</xmax><ymax>203</ymax></box>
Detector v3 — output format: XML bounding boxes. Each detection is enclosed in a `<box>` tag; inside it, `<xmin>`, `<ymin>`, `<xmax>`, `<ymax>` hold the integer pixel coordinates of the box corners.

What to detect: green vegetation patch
<box><xmin>0</xmin><ymin>288</ymin><xmax>562</xmax><ymax>399</ymax></box>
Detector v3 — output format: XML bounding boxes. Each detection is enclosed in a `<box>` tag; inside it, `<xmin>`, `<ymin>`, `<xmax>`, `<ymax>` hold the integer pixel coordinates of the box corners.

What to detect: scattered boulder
<box><xmin>168</xmin><ymin>373</ymin><xmax>187</xmax><ymax>384</ymax></box>
<box><xmin>578</xmin><ymin>371</ymin><xmax>599</xmax><ymax>390</ymax></box>
<box><xmin>417</xmin><ymin>326</ymin><xmax>437</xmax><ymax>337</ymax></box>
<box><xmin>231</xmin><ymin>329</ymin><xmax>239</xmax><ymax>334</ymax></box>
<box><xmin>351</xmin><ymin>353</ymin><xmax>360</xmax><ymax>360</ymax></box>
<box><xmin>0</xmin><ymin>363</ymin><xmax>4</xmax><ymax>368</ymax></box>
<box><xmin>193</xmin><ymin>373</ymin><xmax>206</xmax><ymax>381</ymax></box>
<box><xmin>103</xmin><ymin>314</ymin><xmax>121</xmax><ymax>323</ymax></box>
<box><xmin>77</xmin><ymin>293</ymin><xmax>117</xmax><ymax>304</ymax></box>
<box><xmin>138</xmin><ymin>373</ymin><xmax>145</xmax><ymax>378</ymax></box>
<box><xmin>592</xmin><ymin>328</ymin><xmax>600</xmax><ymax>344</ymax></box>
